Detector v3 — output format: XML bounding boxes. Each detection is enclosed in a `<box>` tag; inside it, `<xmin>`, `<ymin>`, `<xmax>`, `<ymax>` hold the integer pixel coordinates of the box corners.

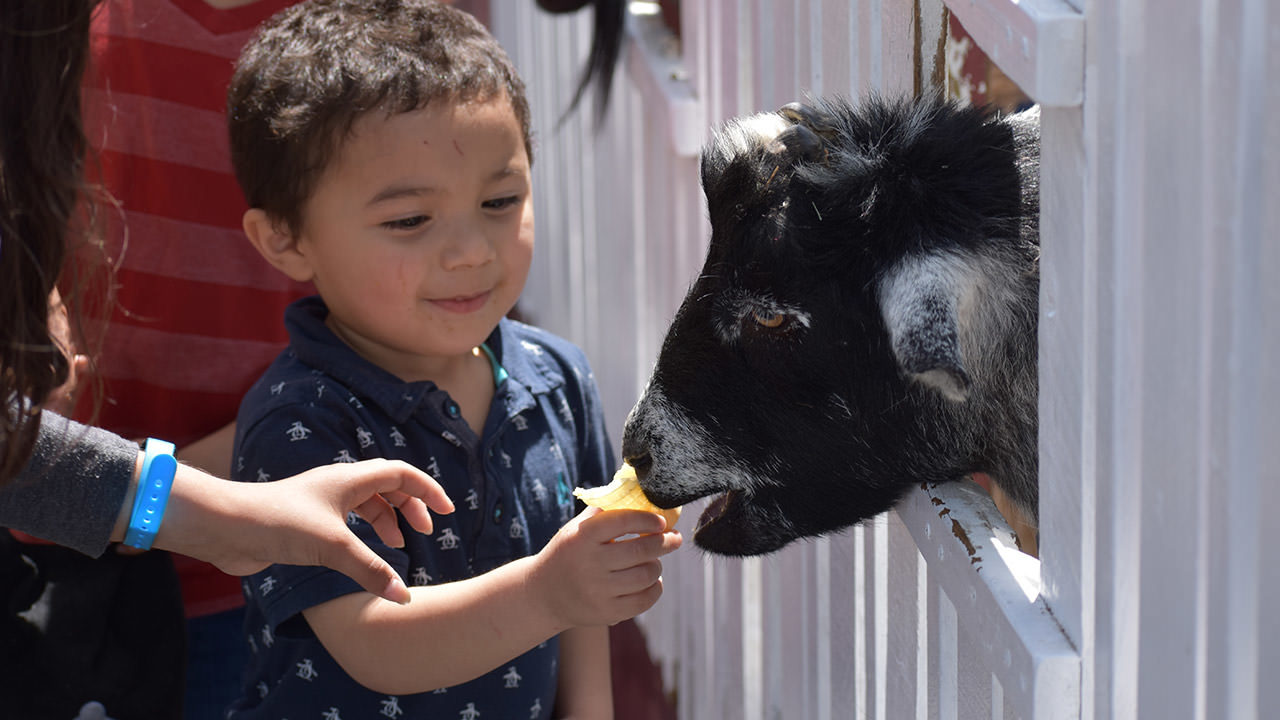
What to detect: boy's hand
<box><xmin>528</xmin><ymin>507</ymin><xmax>682</xmax><ymax>629</ymax></box>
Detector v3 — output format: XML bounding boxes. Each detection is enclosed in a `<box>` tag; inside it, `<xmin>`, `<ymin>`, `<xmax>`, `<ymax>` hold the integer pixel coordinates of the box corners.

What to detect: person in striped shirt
<box><xmin>80</xmin><ymin>1</ymin><xmax>315</xmax><ymax>715</ymax></box>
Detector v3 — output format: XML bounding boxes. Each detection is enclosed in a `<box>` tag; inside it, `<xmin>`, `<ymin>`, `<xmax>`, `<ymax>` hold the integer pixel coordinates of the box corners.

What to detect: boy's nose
<box><xmin>440</xmin><ymin>223</ymin><xmax>497</xmax><ymax>270</ymax></box>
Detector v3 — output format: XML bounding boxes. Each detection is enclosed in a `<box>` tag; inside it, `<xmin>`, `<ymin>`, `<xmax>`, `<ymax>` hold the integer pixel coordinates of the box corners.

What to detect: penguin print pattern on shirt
<box><xmin>225</xmin><ymin>297</ymin><xmax>614</xmax><ymax>719</ymax></box>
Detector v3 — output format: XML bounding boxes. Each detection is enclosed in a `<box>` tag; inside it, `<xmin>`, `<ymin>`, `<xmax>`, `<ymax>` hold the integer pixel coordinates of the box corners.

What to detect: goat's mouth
<box><xmin>694</xmin><ymin>489</ymin><xmax>742</xmax><ymax>537</ymax></box>
<box><xmin>690</xmin><ymin>486</ymin><xmax>796</xmax><ymax>556</ymax></box>
<box><xmin>627</xmin><ymin>450</ymin><xmax>794</xmax><ymax>555</ymax></box>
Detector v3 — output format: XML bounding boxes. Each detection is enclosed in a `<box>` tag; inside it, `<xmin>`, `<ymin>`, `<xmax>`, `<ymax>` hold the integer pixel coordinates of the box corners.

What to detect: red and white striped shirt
<box><xmin>81</xmin><ymin>0</ymin><xmax>310</xmax><ymax>616</ymax></box>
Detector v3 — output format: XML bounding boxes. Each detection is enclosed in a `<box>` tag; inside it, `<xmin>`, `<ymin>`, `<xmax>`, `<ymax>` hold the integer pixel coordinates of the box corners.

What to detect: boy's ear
<box><xmin>243</xmin><ymin>208</ymin><xmax>314</xmax><ymax>283</ymax></box>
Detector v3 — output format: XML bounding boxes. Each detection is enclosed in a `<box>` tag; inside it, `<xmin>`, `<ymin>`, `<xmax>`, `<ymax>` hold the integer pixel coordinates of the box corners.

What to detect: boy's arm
<box><xmin>174</xmin><ymin>419</ymin><xmax>237</xmax><ymax>479</ymax></box>
<box><xmin>303</xmin><ymin>507</ymin><xmax>679</xmax><ymax>695</ymax></box>
<box><xmin>555</xmin><ymin>625</ymin><xmax>613</xmax><ymax>719</ymax></box>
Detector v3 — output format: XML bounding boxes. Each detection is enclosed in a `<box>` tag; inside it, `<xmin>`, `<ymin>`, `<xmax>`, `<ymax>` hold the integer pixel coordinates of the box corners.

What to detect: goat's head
<box><xmin>622</xmin><ymin>95</ymin><xmax>1041</xmax><ymax>556</ymax></box>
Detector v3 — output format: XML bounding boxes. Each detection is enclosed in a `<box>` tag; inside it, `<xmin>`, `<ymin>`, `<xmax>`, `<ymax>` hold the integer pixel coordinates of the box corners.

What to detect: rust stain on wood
<box><xmin>931</xmin><ymin>7</ymin><xmax>949</xmax><ymax>94</ymax></box>
<box><xmin>951</xmin><ymin>517</ymin><xmax>978</xmax><ymax>559</ymax></box>
<box><xmin>913</xmin><ymin>0</ymin><xmax>923</xmax><ymax>97</ymax></box>
<box><xmin>912</xmin><ymin>0</ymin><xmax>949</xmax><ymax>96</ymax></box>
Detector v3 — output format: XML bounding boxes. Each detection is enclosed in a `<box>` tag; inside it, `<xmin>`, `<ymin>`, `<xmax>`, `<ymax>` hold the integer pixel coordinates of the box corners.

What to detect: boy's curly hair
<box><xmin>228</xmin><ymin>0</ymin><xmax>533</xmax><ymax>235</ymax></box>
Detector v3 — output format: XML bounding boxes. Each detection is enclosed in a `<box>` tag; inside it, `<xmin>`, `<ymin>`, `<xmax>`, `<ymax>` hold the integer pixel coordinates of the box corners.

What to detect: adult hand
<box><xmin>158</xmin><ymin>459</ymin><xmax>454</xmax><ymax>604</ymax></box>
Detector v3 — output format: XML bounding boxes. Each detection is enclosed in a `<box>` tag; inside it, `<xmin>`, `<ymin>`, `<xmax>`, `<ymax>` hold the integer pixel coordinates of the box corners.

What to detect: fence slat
<box><xmin>490</xmin><ymin>3</ymin><xmax>1278</xmax><ymax>719</ymax></box>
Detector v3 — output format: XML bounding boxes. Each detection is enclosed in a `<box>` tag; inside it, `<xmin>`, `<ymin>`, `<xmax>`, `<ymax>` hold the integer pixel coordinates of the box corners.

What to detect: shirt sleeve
<box><xmin>0</xmin><ymin>411</ymin><xmax>137</xmax><ymax>557</ymax></box>
<box><xmin>233</xmin><ymin>401</ymin><xmax>410</xmax><ymax>632</ymax></box>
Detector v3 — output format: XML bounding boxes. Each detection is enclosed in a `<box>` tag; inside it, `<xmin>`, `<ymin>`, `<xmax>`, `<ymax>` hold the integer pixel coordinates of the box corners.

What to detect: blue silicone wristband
<box><xmin>123</xmin><ymin>438</ymin><xmax>178</xmax><ymax>550</ymax></box>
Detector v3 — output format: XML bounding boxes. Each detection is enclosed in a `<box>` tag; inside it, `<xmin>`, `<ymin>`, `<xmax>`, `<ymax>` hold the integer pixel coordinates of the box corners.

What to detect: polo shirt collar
<box><xmin>284</xmin><ymin>296</ymin><xmax>563</xmax><ymax>424</ymax></box>
<box><xmin>485</xmin><ymin>315</ymin><xmax>562</xmax><ymax>396</ymax></box>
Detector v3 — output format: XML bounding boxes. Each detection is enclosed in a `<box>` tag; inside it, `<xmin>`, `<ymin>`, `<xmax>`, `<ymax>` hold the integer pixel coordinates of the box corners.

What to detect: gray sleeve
<box><xmin>0</xmin><ymin>411</ymin><xmax>139</xmax><ymax>557</ymax></box>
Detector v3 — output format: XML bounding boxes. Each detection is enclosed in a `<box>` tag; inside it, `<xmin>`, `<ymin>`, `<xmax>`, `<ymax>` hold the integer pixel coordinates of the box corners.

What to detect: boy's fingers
<box><xmin>580</xmin><ymin>508</ymin><xmax>665</xmax><ymax>540</ymax></box>
<box><xmin>613</xmin><ymin>577</ymin><xmax>665</xmax><ymax>619</ymax></box>
<box><xmin>610</xmin><ymin>559</ymin><xmax>664</xmax><ymax>592</ymax></box>
<box><xmin>607</xmin><ymin>529</ymin><xmax>682</xmax><ymax>569</ymax></box>
<box><xmin>633</xmin><ymin>528</ymin><xmax>683</xmax><ymax>554</ymax></box>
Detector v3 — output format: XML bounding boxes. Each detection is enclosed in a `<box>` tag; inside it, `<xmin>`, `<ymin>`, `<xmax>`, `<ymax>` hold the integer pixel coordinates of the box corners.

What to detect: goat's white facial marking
<box><xmin>711</xmin><ymin>289</ymin><xmax>813</xmax><ymax>345</ymax></box>
<box><xmin>723</xmin><ymin>112</ymin><xmax>791</xmax><ymax>152</ymax></box>
<box><xmin>626</xmin><ymin>384</ymin><xmax>771</xmax><ymax>497</ymax></box>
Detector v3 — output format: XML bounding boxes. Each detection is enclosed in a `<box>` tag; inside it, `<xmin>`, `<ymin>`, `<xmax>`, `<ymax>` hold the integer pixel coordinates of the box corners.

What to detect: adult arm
<box><xmin>142</xmin><ymin>457</ymin><xmax>452</xmax><ymax>602</ymax></box>
<box><xmin>0</xmin><ymin>410</ymin><xmax>453</xmax><ymax>603</ymax></box>
<box><xmin>0</xmin><ymin>411</ymin><xmax>136</xmax><ymax>556</ymax></box>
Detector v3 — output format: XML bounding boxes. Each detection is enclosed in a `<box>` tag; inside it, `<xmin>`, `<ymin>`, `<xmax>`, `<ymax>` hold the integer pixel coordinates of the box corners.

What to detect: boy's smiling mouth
<box><xmin>430</xmin><ymin>290</ymin><xmax>491</xmax><ymax>313</ymax></box>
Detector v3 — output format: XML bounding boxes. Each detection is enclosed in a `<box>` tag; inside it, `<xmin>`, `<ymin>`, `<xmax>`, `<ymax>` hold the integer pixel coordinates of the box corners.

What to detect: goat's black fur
<box><xmin>622</xmin><ymin>95</ymin><xmax>1040</xmax><ymax>556</ymax></box>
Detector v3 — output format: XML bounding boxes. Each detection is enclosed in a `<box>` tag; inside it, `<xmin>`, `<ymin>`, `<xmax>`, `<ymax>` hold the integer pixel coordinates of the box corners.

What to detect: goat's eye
<box><xmin>753</xmin><ymin>310</ymin><xmax>786</xmax><ymax>328</ymax></box>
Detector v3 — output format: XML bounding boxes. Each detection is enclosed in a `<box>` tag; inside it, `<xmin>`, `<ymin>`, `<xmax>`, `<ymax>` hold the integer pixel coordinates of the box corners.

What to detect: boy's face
<box><xmin>292</xmin><ymin>97</ymin><xmax>534</xmax><ymax>380</ymax></box>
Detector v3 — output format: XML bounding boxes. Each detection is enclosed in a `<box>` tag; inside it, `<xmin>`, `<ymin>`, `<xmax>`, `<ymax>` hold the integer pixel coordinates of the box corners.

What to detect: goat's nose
<box><xmin>625</xmin><ymin>451</ymin><xmax>653</xmax><ymax>485</ymax></box>
<box><xmin>620</xmin><ymin>425</ymin><xmax>651</xmax><ymax>470</ymax></box>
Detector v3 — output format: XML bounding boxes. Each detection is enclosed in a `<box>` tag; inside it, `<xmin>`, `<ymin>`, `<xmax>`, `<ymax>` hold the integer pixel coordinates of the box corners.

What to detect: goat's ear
<box><xmin>876</xmin><ymin>253</ymin><xmax>971</xmax><ymax>402</ymax></box>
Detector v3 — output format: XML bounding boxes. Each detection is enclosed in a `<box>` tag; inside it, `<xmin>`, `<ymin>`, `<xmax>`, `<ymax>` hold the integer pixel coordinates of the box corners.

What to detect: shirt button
<box><xmin>446</xmin><ymin>401</ymin><xmax>460</xmax><ymax>418</ymax></box>
<box><xmin>493</xmin><ymin>502</ymin><xmax>504</xmax><ymax>524</ymax></box>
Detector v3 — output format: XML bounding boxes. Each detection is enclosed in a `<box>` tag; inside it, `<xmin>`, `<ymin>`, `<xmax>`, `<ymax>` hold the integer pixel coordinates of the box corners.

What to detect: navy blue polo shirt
<box><xmin>227</xmin><ymin>296</ymin><xmax>614</xmax><ymax>720</ymax></box>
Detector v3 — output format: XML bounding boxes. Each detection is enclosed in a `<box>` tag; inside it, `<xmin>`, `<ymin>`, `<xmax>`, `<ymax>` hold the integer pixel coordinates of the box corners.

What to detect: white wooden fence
<box><xmin>490</xmin><ymin>1</ymin><xmax>1280</xmax><ymax>718</ymax></box>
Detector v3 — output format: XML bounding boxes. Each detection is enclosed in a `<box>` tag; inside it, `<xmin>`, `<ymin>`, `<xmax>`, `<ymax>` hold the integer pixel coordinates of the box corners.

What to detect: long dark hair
<box><xmin>536</xmin><ymin>0</ymin><xmax>626</xmax><ymax>129</ymax></box>
<box><xmin>0</xmin><ymin>0</ymin><xmax>104</xmax><ymax>482</ymax></box>
<box><xmin>562</xmin><ymin>0</ymin><xmax>625</xmax><ymax>128</ymax></box>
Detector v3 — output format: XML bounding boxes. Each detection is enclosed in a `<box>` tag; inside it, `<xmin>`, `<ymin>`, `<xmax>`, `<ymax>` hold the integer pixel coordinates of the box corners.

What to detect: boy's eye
<box><xmin>483</xmin><ymin>196</ymin><xmax>520</xmax><ymax>211</ymax></box>
<box><xmin>382</xmin><ymin>215</ymin><xmax>429</xmax><ymax>231</ymax></box>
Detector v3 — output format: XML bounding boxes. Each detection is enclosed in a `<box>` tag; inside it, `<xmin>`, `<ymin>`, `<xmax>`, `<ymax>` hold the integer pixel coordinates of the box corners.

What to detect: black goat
<box><xmin>621</xmin><ymin>95</ymin><xmax>1040</xmax><ymax>556</ymax></box>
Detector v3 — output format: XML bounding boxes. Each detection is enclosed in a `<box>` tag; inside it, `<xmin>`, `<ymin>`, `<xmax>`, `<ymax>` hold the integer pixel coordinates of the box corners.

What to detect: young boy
<box><xmin>224</xmin><ymin>1</ymin><xmax>682</xmax><ymax>717</ymax></box>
